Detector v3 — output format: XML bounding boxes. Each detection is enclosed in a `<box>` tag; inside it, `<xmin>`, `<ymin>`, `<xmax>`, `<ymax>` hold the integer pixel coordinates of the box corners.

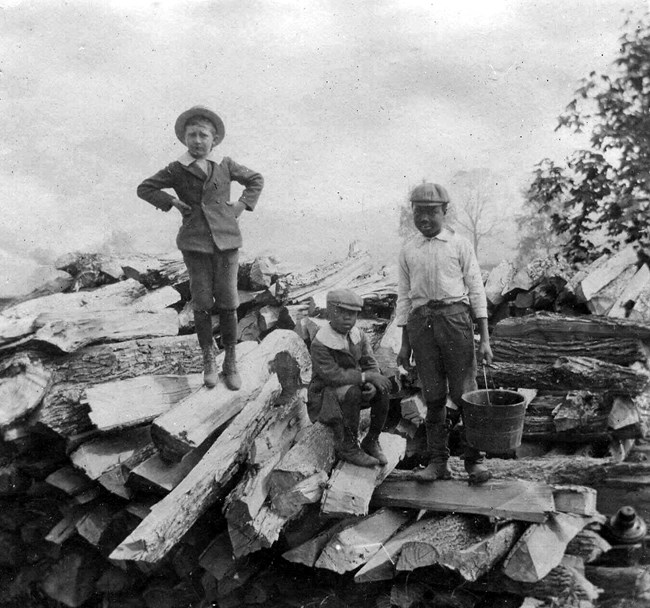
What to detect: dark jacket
<box><xmin>137</xmin><ymin>155</ymin><xmax>263</xmax><ymax>252</ymax></box>
<box><xmin>307</xmin><ymin>323</ymin><xmax>380</xmax><ymax>423</ymax></box>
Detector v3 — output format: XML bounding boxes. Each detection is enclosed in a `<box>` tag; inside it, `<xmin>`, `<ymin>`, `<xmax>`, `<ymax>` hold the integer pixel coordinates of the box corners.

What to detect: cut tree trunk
<box><xmin>151</xmin><ymin>331</ymin><xmax>310</xmax><ymax>461</ymax></box>
<box><xmin>110</xmin><ymin>373</ymin><xmax>300</xmax><ymax>563</ymax></box>
<box><xmin>491</xmin><ymin>337</ymin><xmax>647</xmax><ymax>366</ymax></box>
<box><xmin>493</xmin><ymin>311</ymin><xmax>650</xmax><ymax>343</ymax></box>
<box><xmin>320</xmin><ymin>432</ymin><xmax>406</xmax><ymax>517</ymax></box>
<box><xmin>482</xmin><ymin>357</ymin><xmax>648</xmax><ymax>395</ymax></box>
<box><xmin>314</xmin><ymin>507</ymin><xmax>412</xmax><ymax>574</ymax></box>
<box><xmin>396</xmin><ymin>519</ymin><xmax>523</xmax><ymax>582</ymax></box>
<box><xmin>584</xmin><ymin>565</ymin><xmax>650</xmax><ymax>603</ymax></box>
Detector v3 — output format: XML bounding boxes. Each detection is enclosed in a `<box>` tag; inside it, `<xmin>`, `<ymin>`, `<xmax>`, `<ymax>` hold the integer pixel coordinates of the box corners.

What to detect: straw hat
<box><xmin>174</xmin><ymin>106</ymin><xmax>225</xmax><ymax>145</ymax></box>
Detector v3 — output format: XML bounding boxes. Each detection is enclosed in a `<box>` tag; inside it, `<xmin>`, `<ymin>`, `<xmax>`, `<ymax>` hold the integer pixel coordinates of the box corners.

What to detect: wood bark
<box><xmin>491</xmin><ymin>337</ymin><xmax>647</xmax><ymax>367</ymax></box>
<box><xmin>396</xmin><ymin>520</ymin><xmax>523</xmax><ymax>582</ymax></box>
<box><xmin>151</xmin><ymin>331</ymin><xmax>310</xmax><ymax>461</ymax></box>
<box><xmin>584</xmin><ymin>565</ymin><xmax>650</xmax><ymax>603</ymax></box>
<box><xmin>482</xmin><ymin>357</ymin><xmax>648</xmax><ymax>395</ymax></box>
<box><xmin>565</xmin><ymin>529</ymin><xmax>612</xmax><ymax>563</ymax></box>
<box><xmin>314</xmin><ymin>507</ymin><xmax>412</xmax><ymax>574</ymax></box>
<box><xmin>320</xmin><ymin>432</ymin><xmax>406</xmax><ymax>517</ymax></box>
<box><xmin>110</xmin><ymin>376</ymin><xmax>294</xmax><ymax>563</ymax></box>
<box><xmin>493</xmin><ymin>311</ymin><xmax>650</xmax><ymax>343</ymax></box>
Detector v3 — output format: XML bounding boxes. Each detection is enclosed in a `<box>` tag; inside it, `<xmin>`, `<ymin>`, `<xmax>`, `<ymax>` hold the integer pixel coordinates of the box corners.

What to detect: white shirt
<box><xmin>396</xmin><ymin>227</ymin><xmax>488</xmax><ymax>326</ymax></box>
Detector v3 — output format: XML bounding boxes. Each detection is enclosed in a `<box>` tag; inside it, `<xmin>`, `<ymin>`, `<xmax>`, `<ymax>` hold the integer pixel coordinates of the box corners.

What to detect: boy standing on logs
<box><xmin>396</xmin><ymin>183</ymin><xmax>493</xmax><ymax>484</ymax></box>
<box><xmin>137</xmin><ymin>106</ymin><xmax>263</xmax><ymax>390</ymax></box>
<box><xmin>308</xmin><ymin>289</ymin><xmax>393</xmax><ymax>467</ymax></box>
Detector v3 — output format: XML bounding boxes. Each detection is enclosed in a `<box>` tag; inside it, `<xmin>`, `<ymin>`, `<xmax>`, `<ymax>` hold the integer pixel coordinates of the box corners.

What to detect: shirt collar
<box><xmin>177</xmin><ymin>151</ymin><xmax>220</xmax><ymax>166</ymax></box>
<box><xmin>316</xmin><ymin>323</ymin><xmax>362</xmax><ymax>350</ymax></box>
<box><xmin>413</xmin><ymin>227</ymin><xmax>453</xmax><ymax>246</ymax></box>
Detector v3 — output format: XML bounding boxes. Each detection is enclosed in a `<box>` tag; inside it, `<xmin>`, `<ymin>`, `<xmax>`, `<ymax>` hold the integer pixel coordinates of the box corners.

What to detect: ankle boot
<box><xmin>361</xmin><ymin>433</ymin><xmax>388</xmax><ymax>465</ymax></box>
<box><xmin>333</xmin><ymin>422</ymin><xmax>380</xmax><ymax>468</ymax></box>
<box><xmin>202</xmin><ymin>345</ymin><xmax>218</xmax><ymax>388</ymax></box>
<box><xmin>222</xmin><ymin>344</ymin><xmax>241</xmax><ymax>391</ymax></box>
<box><xmin>463</xmin><ymin>443</ymin><xmax>491</xmax><ymax>485</ymax></box>
<box><xmin>413</xmin><ymin>421</ymin><xmax>451</xmax><ymax>482</ymax></box>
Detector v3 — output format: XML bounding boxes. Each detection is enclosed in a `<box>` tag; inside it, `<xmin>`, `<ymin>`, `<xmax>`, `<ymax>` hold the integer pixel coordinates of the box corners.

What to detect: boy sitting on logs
<box><xmin>308</xmin><ymin>289</ymin><xmax>393</xmax><ymax>467</ymax></box>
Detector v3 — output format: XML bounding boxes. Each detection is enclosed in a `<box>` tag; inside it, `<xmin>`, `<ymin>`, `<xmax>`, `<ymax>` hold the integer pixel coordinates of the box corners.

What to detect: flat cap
<box><xmin>326</xmin><ymin>289</ymin><xmax>364</xmax><ymax>311</ymax></box>
<box><xmin>410</xmin><ymin>182</ymin><xmax>450</xmax><ymax>205</ymax></box>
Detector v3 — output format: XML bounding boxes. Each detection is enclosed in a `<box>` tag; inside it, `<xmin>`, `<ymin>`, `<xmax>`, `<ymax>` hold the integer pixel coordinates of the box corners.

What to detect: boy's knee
<box><xmin>341</xmin><ymin>385</ymin><xmax>363</xmax><ymax>405</ymax></box>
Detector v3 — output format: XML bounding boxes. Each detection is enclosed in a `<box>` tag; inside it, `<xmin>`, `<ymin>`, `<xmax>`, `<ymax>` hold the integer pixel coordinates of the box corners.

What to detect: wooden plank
<box><xmin>396</xmin><ymin>520</ymin><xmax>522</xmax><ymax>581</ymax></box>
<box><xmin>151</xmin><ymin>331</ymin><xmax>310</xmax><ymax>461</ymax></box>
<box><xmin>110</xmin><ymin>377</ymin><xmax>294</xmax><ymax>563</ymax></box>
<box><xmin>373</xmin><ymin>479</ymin><xmax>555</xmax><ymax>523</ymax></box>
<box><xmin>502</xmin><ymin>513</ymin><xmax>603</xmax><ymax>582</ymax></box>
<box><xmin>314</xmin><ymin>508</ymin><xmax>412</xmax><ymax>574</ymax></box>
<box><xmin>282</xmin><ymin>517</ymin><xmax>358</xmax><ymax>568</ymax></box>
<box><xmin>320</xmin><ymin>432</ymin><xmax>406</xmax><ymax>517</ymax></box>
<box><xmin>86</xmin><ymin>373</ymin><xmax>203</xmax><ymax>431</ymax></box>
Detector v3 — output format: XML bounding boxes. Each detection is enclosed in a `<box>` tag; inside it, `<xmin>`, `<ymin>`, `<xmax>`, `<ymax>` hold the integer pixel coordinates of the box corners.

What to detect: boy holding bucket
<box><xmin>396</xmin><ymin>182</ymin><xmax>493</xmax><ymax>484</ymax></box>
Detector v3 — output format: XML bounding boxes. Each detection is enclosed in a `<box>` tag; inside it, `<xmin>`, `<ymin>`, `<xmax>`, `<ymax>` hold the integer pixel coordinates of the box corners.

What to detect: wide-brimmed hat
<box><xmin>174</xmin><ymin>106</ymin><xmax>225</xmax><ymax>145</ymax></box>
<box><xmin>410</xmin><ymin>183</ymin><xmax>450</xmax><ymax>206</ymax></box>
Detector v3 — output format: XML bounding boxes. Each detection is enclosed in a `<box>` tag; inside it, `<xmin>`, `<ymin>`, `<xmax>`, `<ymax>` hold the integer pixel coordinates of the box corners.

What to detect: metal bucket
<box><xmin>461</xmin><ymin>389</ymin><xmax>527</xmax><ymax>453</ymax></box>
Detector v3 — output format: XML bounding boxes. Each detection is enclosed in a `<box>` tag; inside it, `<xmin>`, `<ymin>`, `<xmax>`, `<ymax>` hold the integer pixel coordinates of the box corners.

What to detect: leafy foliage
<box><xmin>521</xmin><ymin>12</ymin><xmax>650</xmax><ymax>264</ymax></box>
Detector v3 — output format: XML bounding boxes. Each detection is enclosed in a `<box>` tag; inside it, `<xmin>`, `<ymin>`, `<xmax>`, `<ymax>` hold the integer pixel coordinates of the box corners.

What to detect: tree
<box><xmin>450</xmin><ymin>169</ymin><xmax>499</xmax><ymax>254</ymax></box>
<box><xmin>522</xmin><ymin>12</ymin><xmax>650</xmax><ymax>264</ymax></box>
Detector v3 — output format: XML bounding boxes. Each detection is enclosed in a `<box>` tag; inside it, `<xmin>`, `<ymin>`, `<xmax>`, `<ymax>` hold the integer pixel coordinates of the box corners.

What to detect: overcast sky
<box><xmin>1</xmin><ymin>0</ymin><xmax>647</xmax><ymax>271</ymax></box>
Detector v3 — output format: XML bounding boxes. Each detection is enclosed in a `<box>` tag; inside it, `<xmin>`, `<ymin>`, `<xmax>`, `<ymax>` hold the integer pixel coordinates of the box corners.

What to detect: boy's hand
<box><xmin>172</xmin><ymin>199</ymin><xmax>192</xmax><ymax>216</ymax></box>
<box><xmin>365</xmin><ymin>372</ymin><xmax>392</xmax><ymax>394</ymax></box>
<box><xmin>361</xmin><ymin>382</ymin><xmax>377</xmax><ymax>401</ymax></box>
<box><xmin>396</xmin><ymin>345</ymin><xmax>413</xmax><ymax>370</ymax></box>
<box><xmin>478</xmin><ymin>340</ymin><xmax>493</xmax><ymax>366</ymax></box>
<box><xmin>229</xmin><ymin>201</ymin><xmax>247</xmax><ymax>218</ymax></box>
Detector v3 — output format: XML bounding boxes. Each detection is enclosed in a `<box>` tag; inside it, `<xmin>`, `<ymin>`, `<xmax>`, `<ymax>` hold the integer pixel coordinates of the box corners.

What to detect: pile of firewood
<box><xmin>1</xmin><ymin>247</ymin><xmax>650</xmax><ymax>608</ymax></box>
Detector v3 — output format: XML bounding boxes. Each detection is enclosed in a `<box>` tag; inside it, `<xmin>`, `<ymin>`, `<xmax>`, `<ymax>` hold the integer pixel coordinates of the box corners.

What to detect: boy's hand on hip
<box><xmin>172</xmin><ymin>199</ymin><xmax>192</xmax><ymax>216</ymax></box>
<box><xmin>229</xmin><ymin>201</ymin><xmax>247</xmax><ymax>218</ymax></box>
<box><xmin>365</xmin><ymin>372</ymin><xmax>392</xmax><ymax>394</ymax></box>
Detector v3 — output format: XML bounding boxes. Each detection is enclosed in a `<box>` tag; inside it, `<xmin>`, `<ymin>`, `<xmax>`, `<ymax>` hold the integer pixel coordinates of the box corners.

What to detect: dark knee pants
<box><xmin>407</xmin><ymin>302</ymin><xmax>477</xmax><ymax>425</ymax></box>
<box><xmin>182</xmin><ymin>249</ymin><xmax>239</xmax><ymax>312</ymax></box>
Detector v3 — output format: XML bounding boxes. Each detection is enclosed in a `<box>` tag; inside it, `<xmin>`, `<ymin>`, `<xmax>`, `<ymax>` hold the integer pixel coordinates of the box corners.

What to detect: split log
<box><xmin>110</xmin><ymin>374</ymin><xmax>299</xmax><ymax>563</ymax></box>
<box><xmin>314</xmin><ymin>507</ymin><xmax>412</xmax><ymax>574</ymax></box>
<box><xmin>584</xmin><ymin>565</ymin><xmax>650</xmax><ymax>603</ymax></box>
<box><xmin>45</xmin><ymin>466</ymin><xmax>100</xmax><ymax>504</ymax></box>
<box><xmin>552</xmin><ymin>391</ymin><xmax>609</xmax><ymax>433</ymax></box>
<box><xmin>588</xmin><ymin>264</ymin><xmax>638</xmax><ymax>315</ymax></box>
<box><xmin>476</xmin><ymin>555</ymin><xmax>601</xmax><ymax>602</ymax></box>
<box><xmin>502</xmin><ymin>513</ymin><xmax>603</xmax><ymax>582</ymax></box>
<box><xmin>396</xmin><ymin>519</ymin><xmax>523</xmax><ymax>582</ymax></box>
<box><xmin>609</xmin><ymin>263</ymin><xmax>650</xmax><ymax>318</ymax></box>
<box><xmin>485</xmin><ymin>260</ymin><xmax>516</xmax><ymax>307</ymax></box>
<box><xmin>268</xmin><ymin>422</ymin><xmax>336</xmax><ymax>508</ymax></box>
<box><xmin>45</xmin><ymin>507</ymin><xmax>90</xmax><ymax>545</ymax></box>
<box><xmin>373</xmin><ymin>317</ymin><xmax>401</xmax><ymax>377</ymax></box>
<box><xmin>491</xmin><ymin>337</ymin><xmax>647</xmax><ymax>366</ymax></box>
<box><xmin>151</xmin><ymin>331</ymin><xmax>310</xmax><ymax>461</ymax></box>
<box><xmin>355</xmin><ymin>514</ymin><xmax>447</xmax><ymax>582</ymax></box>
<box><xmin>121</xmin><ymin>254</ymin><xmax>188</xmax><ymax>291</ymax></box>
<box><xmin>70</xmin><ymin>426</ymin><xmax>155</xmax><ymax>482</ymax></box>
<box><xmin>552</xmin><ymin>485</ymin><xmax>598</xmax><ymax>516</ymax></box>
<box><xmin>577</xmin><ymin>244</ymin><xmax>638</xmax><ymax>302</ymax></box>
<box><xmin>286</xmin><ymin>251</ymin><xmax>373</xmax><ymax>309</ymax></box>
<box><xmin>482</xmin><ymin>357</ymin><xmax>649</xmax><ymax>395</ymax></box>
<box><xmin>373</xmin><ymin>478</ymin><xmax>555</xmax><ymax>523</ymax></box>
<box><xmin>609</xmin><ymin>396</ymin><xmax>642</xmax><ymax>430</ymax></box>
<box><xmin>493</xmin><ymin>311</ymin><xmax>650</xmax><ymax>343</ymax></box>
<box><xmin>87</xmin><ymin>373</ymin><xmax>204</xmax><ymax>432</ymax></box>
<box><xmin>258</xmin><ymin>305</ymin><xmax>280</xmax><ymax>333</ymax></box>
<box><xmin>400</xmin><ymin>393</ymin><xmax>426</xmax><ymax>423</ymax></box>
<box><xmin>566</xmin><ymin>529</ymin><xmax>612</xmax><ymax>563</ymax></box>
<box><xmin>320</xmin><ymin>432</ymin><xmax>406</xmax><ymax>517</ymax></box>
<box><xmin>0</xmin><ymin>352</ymin><xmax>51</xmax><ymax>428</ymax></box>
<box><xmin>282</xmin><ymin>516</ymin><xmax>359</xmax><ymax>568</ymax></box>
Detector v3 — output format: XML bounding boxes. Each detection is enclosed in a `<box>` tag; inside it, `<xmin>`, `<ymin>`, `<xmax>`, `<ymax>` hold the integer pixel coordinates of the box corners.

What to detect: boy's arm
<box><xmin>396</xmin><ymin>247</ymin><xmax>413</xmax><ymax>368</ymax></box>
<box><xmin>311</xmin><ymin>341</ymin><xmax>363</xmax><ymax>387</ymax></box>
<box><xmin>137</xmin><ymin>164</ymin><xmax>180</xmax><ymax>212</ymax></box>
<box><xmin>225</xmin><ymin>157</ymin><xmax>264</xmax><ymax>212</ymax></box>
